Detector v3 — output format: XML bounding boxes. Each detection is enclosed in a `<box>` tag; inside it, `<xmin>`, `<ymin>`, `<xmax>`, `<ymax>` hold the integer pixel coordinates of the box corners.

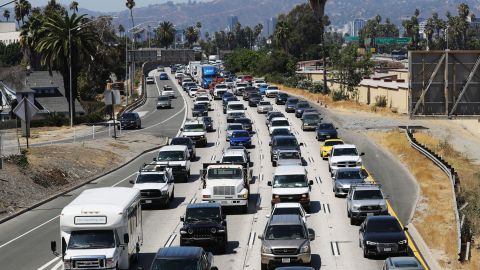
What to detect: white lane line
<box><xmin>248</xmin><ymin>232</ymin><xmax>256</xmax><ymax>246</ymax></box>
<box><xmin>1</xmin><ymin>171</ymin><xmax>138</xmax><ymax>250</ymax></box>
<box><xmin>189</xmin><ymin>197</ymin><xmax>196</xmax><ymax>204</ymax></box>
<box><xmin>323</xmin><ymin>203</ymin><xmax>331</xmax><ymax>214</ymax></box>
<box><xmin>315</xmin><ymin>176</ymin><xmax>320</xmax><ymax>184</ymax></box>
<box><xmin>330</xmin><ymin>241</ymin><xmax>340</xmax><ymax>256</ymax></box>
<box><xmin>153</xmin><ymin>73</ymin><xmax>162</xmax><ymax>96</ymax></box>
<box><xmin>37</xmin><ymin>257</ymin><xmax>60</xmax><ymax>270</ymax></box>
<box><xmin>50</xmin><ymin>260</ymin><xmax>63</xmax><ymax>270</ymax></box>
<box><xmin>164</xmin><ymin>234</ymin><xmax>177</xmax><ymax>247</ymax></box>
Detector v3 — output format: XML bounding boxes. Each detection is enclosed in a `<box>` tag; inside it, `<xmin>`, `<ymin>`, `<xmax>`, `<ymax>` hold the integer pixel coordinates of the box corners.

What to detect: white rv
<box><xmin>51</xmin><ymin>187</ymin><xmax>143</xmax><ymax>270</ymax></box>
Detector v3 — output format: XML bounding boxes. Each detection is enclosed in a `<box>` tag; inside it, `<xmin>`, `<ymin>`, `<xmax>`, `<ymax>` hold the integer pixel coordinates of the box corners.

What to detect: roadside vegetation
<box><xmin>368</xmin><ymin>130</ymin><xmax>479</xmax><ymax>269</ymax></box>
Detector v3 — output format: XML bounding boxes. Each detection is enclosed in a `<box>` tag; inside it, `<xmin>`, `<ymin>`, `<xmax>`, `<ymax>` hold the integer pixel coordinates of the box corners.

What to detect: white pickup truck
<box><xmin>328</xmin><ymin>144</ymin><xmax>365</xmax><ymax>176</ymax></box>
<box><xmin>201</xmin><ymin>163</ymin><xmax>251</xmax><ymax>213</ymax></box>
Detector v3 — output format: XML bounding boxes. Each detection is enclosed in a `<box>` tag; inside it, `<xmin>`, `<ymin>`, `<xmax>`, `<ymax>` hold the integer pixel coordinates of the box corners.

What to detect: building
<box><xmin>350</xmin><ymin>18</ymin><xmax>366</xmax><ymax>37</ymax></box>
<box><xmin>264</xmin><ymin>19</ymin><xmax>270</xmax><ymax>36</ymax></box>
<box><xmin>0</xmin><ymin>22</ymin><xmax>19</xmax><ymax>45</ymax></box>
<box><xmin>468</xmin><ymin>15</ymin><xmax>480</xmax><ymax>37</ymax></box>
<box><xmin>269</xmin><ymin>17</ymin><xmax>277</xmax><ymax>36</ymax></box>
<box><xmin>227</xmin><ymin>15</ymin><xmax>238</xmax><ymax>32</ymax></box>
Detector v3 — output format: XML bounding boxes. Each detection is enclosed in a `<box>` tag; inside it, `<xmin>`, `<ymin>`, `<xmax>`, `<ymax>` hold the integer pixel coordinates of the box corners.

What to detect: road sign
<box><xmin>345</xmin><ymin>36</ymin><xmax>360</xmax><ymax>43</ymax></box>
<box><xmin>104</xmin><ymin>90</ymin><xmax>121</xmax><ymax>105</ymax></box>
<box><xmin>374</xmin><ymin>37</ymin><xmax>412</xmax><ymax>45</ymax></box>
<box><xmin>13</xmin><ymin>97</ymin><xmax>39</xmax><ymax>122</ymax></box>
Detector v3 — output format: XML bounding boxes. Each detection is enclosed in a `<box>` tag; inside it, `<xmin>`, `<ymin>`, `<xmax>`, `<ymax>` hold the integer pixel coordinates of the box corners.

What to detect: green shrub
<box><xmin>374</xmin><ymin>95</ymin><xmax>387</xmax><ymax>107</ymax></box>
<box><xmin>75</xmin><ymin>112</ymin><xmax>106</xmax><ymax>124</ymax></box>
<box><xmin>331</xmin><ymin>90</ymin><xmax>349</xmax><ymax>101</ymax></box>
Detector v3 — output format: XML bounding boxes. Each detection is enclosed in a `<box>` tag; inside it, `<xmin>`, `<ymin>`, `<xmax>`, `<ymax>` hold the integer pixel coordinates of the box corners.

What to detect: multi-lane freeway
<box><xmin>0</xmin><ymin>68</ymin><xmax>422</xmax><ymax>270</ymax></box>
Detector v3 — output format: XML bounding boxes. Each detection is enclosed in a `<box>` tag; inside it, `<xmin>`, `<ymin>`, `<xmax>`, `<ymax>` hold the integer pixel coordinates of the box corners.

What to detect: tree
<box><xmin>275</xmin><ymin>20</ymin><xmax>290</xmax><ymax>52</ymax></box>
<box><xmin>14</xmin><ymin>0</ymin><xmax>31</xmax><ymax>26</ymax></box>
<box><xmin>35</xmin><ymin>12</ymin><xmax>97</xmax><ymax>121</ymax></box>
<box><xmin>196</xmin><ymin>21</ymin><xmax>202</xmax><ymax>39</ymax></box>
<box><xmin>118</xmin><ymin>24</ymin><xmax>125</xmax><ymax>38</ymax></box>
<box><xmin>3</xmin><ymin>10</ymin><xmax>10</xmax><ymax>21</ymax></box>
<box><xmin>125</xmin><ymin>0</ymin><xmax>135</xmax><ymax>28</ymax></box>
<box><xmin>253</xmin><ymin>23</ymin><xmax>263</xmax><ymax>46</ymax></box>
<box><xmin>44</xmin><ymin>0</ymin><xmax>65</xmax><ymax>17</ymax></box>
<box><xmin>156</xmin><ymin>21</ymin><xmax>175</xmax><ymax>48</ymax></box>
<box><xmin>184</xmin><ymin>26</ymin><xmax>198</xmax><ymax>48</ymax></box>
<box><xmin>69</xmin><ymin>1</ymin><xmax>79</xmax><ymax>14</ymax></box>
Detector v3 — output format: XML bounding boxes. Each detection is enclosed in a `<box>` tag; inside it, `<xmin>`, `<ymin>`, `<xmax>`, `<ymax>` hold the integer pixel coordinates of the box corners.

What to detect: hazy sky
<box><xmin>26</xmin><ymin>0</ymin><xmax>208</xmax><ymax>12</ymax></box>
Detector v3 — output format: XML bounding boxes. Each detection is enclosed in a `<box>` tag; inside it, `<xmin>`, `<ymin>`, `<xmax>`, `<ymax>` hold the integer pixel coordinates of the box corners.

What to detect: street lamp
<box><xmin>68</xmin><ymin>15</ymin><xmax>115</xmax><ymax>127</ymax></box>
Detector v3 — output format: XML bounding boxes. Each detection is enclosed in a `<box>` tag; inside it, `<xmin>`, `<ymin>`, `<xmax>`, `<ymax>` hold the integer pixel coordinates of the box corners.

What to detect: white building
<box><xmin>0</xmin><ymin>22</ymin><xmax>19</xmax><ymax>45</ymax></box>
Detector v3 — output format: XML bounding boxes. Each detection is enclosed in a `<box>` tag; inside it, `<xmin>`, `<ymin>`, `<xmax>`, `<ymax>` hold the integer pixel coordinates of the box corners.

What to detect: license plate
<box><xmin>221</xmin><ymin>201</ymin><xmax>228</xmax><ymax>205</ymax></box>
<box><xmin>145</xmin><ymin>200</ymin><xmax>152</xmax><ymax>204</ymax></box>
<box><xmin>326</xmin><ymin>135</ymin><xmax>331</xmax><ymax>138</ymax></box>
<box><xmin>282</xmin><ymin>258</ymin><xmax>291</xmax><ymax>263</ymax></box>
<box><xmin>383</xmin><ymin>248</ymin><xmax>392</xmax><ymax>252</ymax></box>
<box><xmin>367</xmin><ymin>213</ymin><xmax>374</xmax><ymax>216</ymax></box>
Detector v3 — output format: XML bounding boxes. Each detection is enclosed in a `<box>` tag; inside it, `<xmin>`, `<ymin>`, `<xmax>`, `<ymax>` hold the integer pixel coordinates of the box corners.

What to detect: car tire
<box><xmin>171</xmin><ymin>188</ymin><xmax>175</xmax><ymax>200</ymax></box>
<box><xmin>363</xmin><ymin>247</ymin><xmax>369</xmax><ymax>258</ymax></box>
<box><xmin>261</xmin><ymin>264</ymin><xmax>268</xmax><ymax>270</ymax></box>
<box><xmin>272</xmin><ymin>161</ymin><xmax>277</xmax><ymax>167</ymax></box>
<box><xmin>350</xmin><ymin>217</ymin><xmax>356</xmax><ymax>225</ymax></box>
<box><xmin>347</xmin><ymin>209</ymin><xmax>351</xmax><ymax>218</ymax></box>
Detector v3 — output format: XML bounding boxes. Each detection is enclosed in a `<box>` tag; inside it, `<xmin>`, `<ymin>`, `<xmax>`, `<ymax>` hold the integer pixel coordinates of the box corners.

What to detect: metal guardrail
<box><xmin>405</xmin><ymin>127</ymin><xmax>471</xmax><ymax>261</ymax></box>
<box><xmin>119</xmin><ymin>77</ymin><xmax>148</xmax><ymax>116</ymax></box>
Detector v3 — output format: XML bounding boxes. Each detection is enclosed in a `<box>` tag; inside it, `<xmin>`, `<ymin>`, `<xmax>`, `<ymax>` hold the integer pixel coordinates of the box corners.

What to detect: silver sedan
<box><xmin>257</xmin><ymin>101</ymin><xmax>273</xmax><ymax>113</ymax></box>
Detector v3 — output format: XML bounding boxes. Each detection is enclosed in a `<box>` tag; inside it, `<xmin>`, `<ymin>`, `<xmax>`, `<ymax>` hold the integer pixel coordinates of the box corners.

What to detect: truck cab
<box><xmin>130</xmin><ymin>163</ymin><xmax>175</xmax><ymax>208</ymax></box>
<box><xmin>153</xmin><ymin>145</ymin><xmax>191</xmax><ymax>182</ymax></box>
<box><xmin>268</xmin><ymin>165</ymin><xmax>313</xmax><ymax>212</ymax></box>
<box><xmin>201</xmin><ymin>163</ymin><xmax>251</xmax><ymax>213</ymax></box>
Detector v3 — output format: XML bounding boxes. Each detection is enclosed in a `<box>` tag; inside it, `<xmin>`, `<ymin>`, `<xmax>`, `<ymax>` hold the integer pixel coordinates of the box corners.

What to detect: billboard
<box><xmin>409</xmin><ymin>50</ymin><xmax>480</xmax><ymax>118</ymax></box>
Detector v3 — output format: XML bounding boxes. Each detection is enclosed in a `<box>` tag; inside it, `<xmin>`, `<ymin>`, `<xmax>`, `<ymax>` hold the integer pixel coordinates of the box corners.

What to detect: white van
<box><xmin>51</xmin><ymin>187</ymin><xmax>142</xmax><ymax>270</ymax></box>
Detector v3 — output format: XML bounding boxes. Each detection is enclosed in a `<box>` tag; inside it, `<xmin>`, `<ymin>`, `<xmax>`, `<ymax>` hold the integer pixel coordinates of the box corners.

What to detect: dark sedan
<box><xmin>285</xmin><ymin>97</ymin><xmax>299</xmax><ymax>113</ymax></box>
<box><xmin>234</xmin><ymin>117</ymin><xmax>253</xmax><ymax>133</ymax></box>
<box><xmin>275</xmin><ymin>93</ymin><xmax>289</xmax><ymax>105</ymax></box>
<box><xmin>192</xmin><ymin>104</ymin><xmax>208</xmax><ymax>117</ymax></box>
<box><xmin>315</xmin><ymin>123</ymin><xmax>338</xmax><ymax>141</ymax></box>
<box><xmin>119</xmin><ymin>112</ymin><xmax>141</xmax><ymax>129</ymax></box>
<box><xmin>202</xmin><ymin>116</ymin><xmax>214</xmax><ymax>132</ymax></box>
<box><xmin>248</xmin><ymin>93</ymin><xmax>262</xmax><ymax>107</ymax></box>
<box><xmin>359</xmin><ymin>216</ymin><xmax>409</xmax><ymax>258</ymax></box>
<box><xmin>294</xmin><ymin>101</ymin><xmax>311</xmax><ymax>118</ymax></box>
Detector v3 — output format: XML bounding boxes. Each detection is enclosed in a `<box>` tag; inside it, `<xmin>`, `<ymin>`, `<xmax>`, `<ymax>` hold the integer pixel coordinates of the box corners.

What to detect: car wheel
<box><xmin>347</xmin><ymin>209</ymin><xmax>351</xmax><ymax>218</ymax></box>
<box><xmin>363</xmin><ymin>246</ymin><xmax>369</xmax><ymax>258</ymax></box>
<box><xmin>272</xmin><ymin>161</ymin><xmax>277</xmax><ymax>167</ymax></box>
<box><xmin>171</xmin><ymin>188</ymin><xmax>175</xmax><ymax>200</ymax></box>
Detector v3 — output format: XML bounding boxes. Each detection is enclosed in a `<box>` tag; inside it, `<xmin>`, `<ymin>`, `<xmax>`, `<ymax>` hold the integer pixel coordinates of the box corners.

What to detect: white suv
<box><xmin>328</xmin><ymin>144</ymin><xmax>364</xmax><ymax>176</ymax></box>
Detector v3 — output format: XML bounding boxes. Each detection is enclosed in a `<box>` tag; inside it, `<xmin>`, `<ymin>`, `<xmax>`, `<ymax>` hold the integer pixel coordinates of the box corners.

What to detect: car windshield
<box><xmin>157</xmin><ymin>151</ymin><xmax>185</xmax><ymax>161</ymax></box>
<box><xmin>273</xmin><ymin>174</ymin><xmax>307</xmax><ymax>188</ymax></box>
<box><xmin>278</xmin><ymin>93</ymin><xmax>288</xmax><ymax>98</ymax></box>
<box><xmin>287</xmin><ymin>99</ymin><xmax>299</xmax><ymax>104</ymax></box>
<box><xmin>319</xmin><ymin>123</ymin><xmax>335</xmax><ymax>130</ymax></box>
<box><xmin>207</xmin><ymin>168</ymin><xmax>242</xmax><ymax>179</ymax></box>
<box><xmin>186</xmin><ymin>207</ymin><xmax>221</xmax><ymax>221</ymax></box>
<box><xmin>136</xmin><ymin>174</ymin><xmax>166</xmax><ymax>183</ymax></box>
<box><xmin>184</xmin><ymin>124</ymin><xmax>204</xmax><ymax>132</ymax></box>
<box><xmin>337</xmin><ymin>170</ymin><xmax>362</xmax><ymax>179</ymax></box>
<box><xmin>272</xmin><ymin>120</ymin><xmax>289</xmax><ymax>127</ymax></box>
<box><xmin>237</xmin><ymin>83</ymin><xmax>247</xmax><ymax>87</ymax></box>
<box><xmin>366</xmin><ymin>219</ymin><xmax>402</xmax><ymax>233</ymax></box>
<box><xmin>193</xmin><ymin>104</ymin><xmax>206</xmax><ymax>110</ymax></box>
<box><xmin>150</xmin><ymin>258</ymin><xmax>200</xmax><ymax>270</ymax></box>
<box><xmin>158</xmin><ymin>96</ymin><xmax>169</xmax><ymax>101</ymax></box>
<box><xmin>196</xmin><ymin>97</ymin><xmax>209</xmax><ymax>101</ymax></box>
<box><xmin>228</xmin><ymin>125</ymin><xmax>243</xmax><ymax>131</ymax></box>
<box><xmin>222</xmin><ymin>156</ymin><xmax>245</xmax><ymax>163</ymax></box>
<box><xmin>121</xmin><ymin>113</ymin><xmax>135</xmax><ymax>120</ymax></box>
<box><xmin>202</xmin><ymin>117</ymin><xmax>212</xmax><ymax>123</ymax></box>
<box><xmin>303</xmin><ymin>114</ymin><xmax>319</xmax><ymax>120</ymax></box>
<box><xmin>259</xmin><ymin>101</ymin><xmax>271</xmax><ymax>106</ymax></box>
<box><xmin>68</xmin><ymin>230</ymin><xmax>115</xmax><ymax>249</ymax></box>
<box><xmin>279</xmin><ymin>152</ymin><xmax>300</xmax><ymax>160</ymax></box>
<box><xmin>324</xmin><ymin>140</ymin><xmax>343</xmax><ymax>147</ymax></box>
<box><xmin>273</xmin><ymin>207</ymin><xmax>302</xmax><ymax>216</ymax></box>
<box><xmin>353</xmin><ymin>190</ymin><xmax>383</xmax><ymax>200</ymax></box>
<box><xmin>235</xmin><ymin>118</ymin><xmax>250</xmax><ymax>124</ymax></box>
<box><xmin>268</xmin><ymin>86</ymin><xmax>279</xmax><ymax>90</ymax></box>
<box><xmin>297</xmin><ymin>103</ymin><xmax>310</xmax><ymax>108</ymax></box>
<box><xmin>265</xmin><ymin>225</ymin><xmax>305</xmax><ymax>240</ymax></box>
<box><xmin>333</xmin><ymin>148</ymin><xmax>358</xmax><ymax>156</ymax></box>
<box><xmin>275</xmin><ymin>138</ymin><xmax>298</xmax><ymax>147</ymax></box>
<box><xmin>232</xmin><ymin>131</ymin><xmax>249</xmax><ymax>138</ymax></box>
<box><xmin>271</xmin><ymin>129</ymin><xmax>291</xmax><ymax>136</ymax></box>
<box><xmin>171</xmin><ymin>138</ymin><xmax>191</xmax><ymax>145</ymax></box>
<box><xmin>228</xmin><ymin>104</ymin><xmax>244</xmax><ymax>110</ymax></box>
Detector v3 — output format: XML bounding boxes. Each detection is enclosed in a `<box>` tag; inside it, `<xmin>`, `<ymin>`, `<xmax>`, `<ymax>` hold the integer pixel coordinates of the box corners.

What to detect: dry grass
<box><xmin>273</xmin><ymin>83</ymin><xmax>399</xmax><ymax>116</ymax></box>
<box><xmin>368</xmin><ymin>130</ymin><xmax>474</xmax><ymax>269</ymax></box>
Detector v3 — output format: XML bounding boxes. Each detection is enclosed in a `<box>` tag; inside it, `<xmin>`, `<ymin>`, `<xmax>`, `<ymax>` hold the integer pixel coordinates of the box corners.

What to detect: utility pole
<box><xmin>111</xmin><ymin>91</ymin><xmax>117</xmax><ymax>139</ymax></box>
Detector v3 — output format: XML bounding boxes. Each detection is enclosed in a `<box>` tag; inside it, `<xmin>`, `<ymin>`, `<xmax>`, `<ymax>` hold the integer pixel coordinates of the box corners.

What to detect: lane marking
<box><xmin>50</xmin><ymin>260</ymin><xmax>63</xmax><ymax>270</ymax></box>
<box><xmin>189</xmin><ymin>197</ymin><xmax>196</xmax><ymax>204</ymax></box>
<box><xmin>37</xmin><ymin>257</ymin><xmax>60</xmax><ymax>270</ymax></box>
<box><xmin>323</xmin><ymin>203</ymin><xmax>331</xmax><ymax>214</ymax></box>
<box><xmin>330</xmin><ymin>241</ymin><xmax>340</xmax><ymax>256</ymax></box>
<box><xmin>248</xmin><ymin>232</ymin><xmax>256</xmax><ymax>246</ymax></box>
<box><xmin>164</xmin><ymin>233</ymin><xmax>177</xmax><ymax>247</ymax></box>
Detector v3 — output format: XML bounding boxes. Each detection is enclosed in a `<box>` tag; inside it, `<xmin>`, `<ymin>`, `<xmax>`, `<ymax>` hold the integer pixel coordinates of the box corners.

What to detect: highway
<box><xmin>0</xmin><ymin>68</ymin><xmax>420</xmax><ymax>270</ymax></box>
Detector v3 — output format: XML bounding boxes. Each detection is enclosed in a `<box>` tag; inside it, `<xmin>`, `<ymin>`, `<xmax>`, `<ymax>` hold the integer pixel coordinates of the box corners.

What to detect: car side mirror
<box><xmin>299</xmin><ymin>142</ymin><xmax>304</xmax><ymax>146</ymax></box>
<box><xmin>360</xmin><ymin>152</ymin><xmax>365</xmax><ymax>156</ymax></box>
<box><xmin>153</xmin><ymin>157</ymin><xmax>157</xmax><ymax>161</ymax></box>
<box><xmin>305</xmin><ymin>213</ymin><xmax>311</xmax><ymax>218</ymax></box>
<box><xmin>50</xmin><ymin>241</ymin><xmax>57</xmax><ymax>253</ymax></box>
<box><xmin>309</xmin><ymin>180</ymin><xmax>314</xmax><ymax>186</ymax></box>
<box><xmin>180</xmin><ymin>216</ymin><xmax>185</xmax><ymax>222</ymax></box>
<box><xmin>308</xmin><ymin>228</ymin><xmax>315</xmax><ymax>241</ymax></box>
<box><xmin>267</xmin><ymin>181</ymin><xmax>272</xmax><ymax>186</ymax></box>
<box><xmin>257</xmin><ymin>234</ymin><xmax>264</xmax><ymax>240</ymax></box>
<box><xmin>268</xmin><ymin>142</ymin><xmax>272</xmax><ymax>146</ymax></box>
<box><xmin>404</xmin><ymin>227</ymin><xmax>408</xmax><ymax>231</ymax></box>
<box><xmin>265</xmin><ymin>214</ymin><xmax>271</xmax><ymax>218</ymax></box>
<box><xmin>123</xmin><ymin>233</ymin><xmax>129</xmax><ymax>244</ymax></box>
<box><xmin>129</xmin><ymin>180</ymin><xmax>134</xmax><ymax>184</ymax></box>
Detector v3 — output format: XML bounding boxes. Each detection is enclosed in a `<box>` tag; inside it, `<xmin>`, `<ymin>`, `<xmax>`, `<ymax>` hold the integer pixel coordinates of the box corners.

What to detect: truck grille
<box><xmin>140</xmin><ymin>189</ymin><xmax>162</xmax><ymax>198</ymax></box>
<box><xmin>337</xmin><ymin>161</ymin><xmax>357</xmax><ymax>167</ymax></box>
<box><xmin>272</xmin><ymin>248</ymin><xmax>298</xmax><ymax>255</ymax></box>
<box><xmin>73</xmin><ymin>258</ymin><xmax>105</xmax><ymax>269</ymax></box>
<box><xmin>192</xmin><ymin>227</ymin><xmax>213</xmax><ymax>238</ymax></box>
<box><xmin>279</xmin><ymin>194</ymin><xmax>302</xmax><ymax>202</ymax></box>
<box><xmin>213</xmin><ymin>186</ymin><xmax>235</xmax><ymax>196</ymax></box>
<box><xmin>359</xmin><ymin>205</ymin><xmax>381</xmax><ymax>211</ymax></box>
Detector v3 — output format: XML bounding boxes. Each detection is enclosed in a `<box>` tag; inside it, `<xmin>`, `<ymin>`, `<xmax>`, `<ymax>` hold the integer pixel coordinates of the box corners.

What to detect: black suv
<box><xmin>119</xmin><ymin>112</ymin><xmax>141</xmax><ymax>129</ymax></box>
<box><xmin>193</xmin><ymin>104</ymin><xmax>208</xmax><ymax>117</ymax></box>
<box><xmin>180</xmin><ymin>203</ymin><xmax>228</xmax><ymax>253</ymax></box>
<box><xmin>359</xmin><ymin>215</ymin><xmax>409</xmax><ymax>258</ymax></box>
<box><xmin>146</xmin><ymin>246</ymin><xmax>219</xmax><ymax>270</ymax></box>
<box><xmin>275</xmin><ymin>93</ymin><xmax>289</xmax><ymax>105</ymax></box>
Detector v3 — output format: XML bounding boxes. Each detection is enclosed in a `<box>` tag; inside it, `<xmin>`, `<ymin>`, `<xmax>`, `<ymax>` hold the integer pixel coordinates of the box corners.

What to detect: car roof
<box><xmin>275</xmin><ymin>202</ymin><xmax>302</xmax><ymax>208</ymax></box>
<box><xmin>234</xmin><ymin>118</ymin><xmax>251</xmax><ymax>122</ymax></box>
<box><xmin>156</xmin><ymin>246</ymin><xmax>203</xmax><ymax>259</ymax></box>
<box><xmin>274</xmin><ymin>165</ymin><xmax>305</xmax><ymax>175</ymax></box>
<box><xmin>273</xmin><ymin>135</ymin><xmax>297</xmax><ymax>140</ymax></box>
<box><xmin>227</xmin><ymin>101</ymin><xmax>243</xmax><ymax>105</ymax></box>
<box><xmin>351</xmin><ymin>184</ymin><xmax>382</xmax><ymax>191</ymax></box>
<box><xmin>269</xmin><ymin>214</ymin><xmax>303</xmax><ymax>226</ymax></box>
<box><xmin>385</xmin><ymin>256</ymin><xmax>423</xmax><ymax>269</ymax></box>
<box><xmin>332</xmin><ymin>144</ymin><xmax>356</xmax><ymax>149</ymax></box>
<box><xmin>223</xmin><ymin>150</ymin><xmax>244</xmax><ymax>157</ymax></box>
<box><xmin>336</xmin><ymin>167</ymin><xmax>362</xmax><ymax>173</ymax></box>
<box><xmin>277</xmin><ymin>149</ymin><xmax>300</xmax><ymax>153</ymax></box>
<box><xmin>271</xmin><ymin>117</ymin><xmax>288</xmax><ymax>121</ymax></box>
<box><xmin>171</xmin><ymin>137</ymin><xmax>193</xmax><ymax>143</ymax></box>
<box><xmin>232</xmin><ymin>130</ymin><xmax>249</xmax><ymax>134</ymax></box>
<box><xmin>159</xmin><ymin>145</ymin><xmax>188</xmax><ymax>151</ymax></box>
<box><xmin>187</xmin><ymin>202</ymin><xmax>221</xmax><ymax>209</ymax></box>
<box><xmin>366</xmin><ymin>215</ymin><xmax>397</xmax><ymax>222</ymax></box>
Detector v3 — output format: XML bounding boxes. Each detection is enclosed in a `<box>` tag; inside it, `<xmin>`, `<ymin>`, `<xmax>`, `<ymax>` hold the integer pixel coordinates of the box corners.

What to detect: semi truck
<box><xmin>51</xmin><ymin>187</ymin><xmax>143</xmax><ymax>270</ymax></box>
<box><xmin>196</xmin><ymin>65</ymin><xmax>218</xmax><ymax>89</ymax></box>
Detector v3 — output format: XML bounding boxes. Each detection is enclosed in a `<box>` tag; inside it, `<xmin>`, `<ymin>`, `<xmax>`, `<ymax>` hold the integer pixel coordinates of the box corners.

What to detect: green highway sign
<box><xmin>374</xmin><ymin>37</ymin><xmax>412</xmax><ymax>45</ymax></box>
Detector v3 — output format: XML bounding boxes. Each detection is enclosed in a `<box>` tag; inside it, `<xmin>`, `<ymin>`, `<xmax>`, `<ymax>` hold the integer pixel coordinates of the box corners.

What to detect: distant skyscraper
<box><xmin>351</xmin><ymin>18</ymin><xmax>366</xmax><ymax>37</ymax></box>
<box><xmin>270</xmin><ymin>17</ymin><xmax>278</xmax><ymax>35</ymax></box>
<box><xmin>264</xmin><ymin>19</ymin><xmax>271</xmax><ymax>37</ymax></box>
<box><xmin>228</xmin><ymin>15</ymin><xmax>239</xmax><ymax>32</ymax></box>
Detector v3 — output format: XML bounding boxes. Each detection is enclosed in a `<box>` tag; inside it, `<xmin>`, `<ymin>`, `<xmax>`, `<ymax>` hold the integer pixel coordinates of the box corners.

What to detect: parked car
<box><xmin>229</xmin><ymin>130</ymin><xmax>252</xmax><ymax>148</ymax></box>
<box><xmin>320</xmin><ymin>139</ymin><xmax>344</xmax><ymax>159</ymax></box>
<box><xmin>159</xmin><ymin>72</ymin><xmax>169</xmax><ymax>80</ymax></box>
<box><xmin>275</xmin><ymin>93</ymin><xmax>289</xmax><ymax>105</ymax></box>
<box><xmin>170</xmin><ymin>137</ymin><xmax>196</xmax><ymax>160</ymax></box>
<box><xmin>146</xmin><ymin>246</ymin><xmax>219</xmax><ymax>270</ymax></box>
<box><xmin>316</xmin><ymin>123</ymin><xmax>338</xmax><ymax>141</ymax></box>
<box><xmin>332</xmin><ymin>168</ymin><xmax>367</xmax><ymax>197</ymax></box>
<box><xmin>157</xmin><ymin>95</ymin><xmax>172</xmax><ymax>109</ymax></box>
<box><xmin>359</xmin><ymin>216</ymin><xmax>409</xmax><ymax>258</ymax></box>
<box><xmin>119</xmin><ymin>112</ymin><xmax>141</xmax><ymax>129</ymax></box>
<box><xmin>257</xmin><ymin>101</ymin><xmax>273</xmax><ymax>113</ymax></box>
<box><xmin>382</xmin><ymin>257</ymin><xmax>425</xmax><ymax>270</ymax></box>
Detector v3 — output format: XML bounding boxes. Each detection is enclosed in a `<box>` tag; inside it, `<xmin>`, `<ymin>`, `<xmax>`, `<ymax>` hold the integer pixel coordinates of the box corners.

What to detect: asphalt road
<box><xmin>0</xmin><ymin>71</ymin><xmax>419</xmax><ymax>270</ymax></box>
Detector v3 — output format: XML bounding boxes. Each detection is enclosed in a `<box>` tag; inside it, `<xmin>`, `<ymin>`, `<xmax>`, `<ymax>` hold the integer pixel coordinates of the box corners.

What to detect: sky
<box><xmin>26</xmin><ymin>0</ymin><xmax>208</xmax><ymax>12</ymax></box>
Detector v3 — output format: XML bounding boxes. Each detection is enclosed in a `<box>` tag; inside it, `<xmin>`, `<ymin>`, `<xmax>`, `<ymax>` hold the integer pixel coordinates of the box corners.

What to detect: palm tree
<box><xmin>196</xmin><ymin>21</ymin><xmax>202</xmax><ymax>39</ymax></box>
<box><xmin>275</xmin><ymin>20</ymin><xmax>290</xmax><ymax>52</ymax></box>
<box><xmin>35</xmin><ymin>12</ymin><xmax>97</xmax><ymax>121</ymax></box>
<box><xmin>125</xmin><ymin>0</ymin><xmax>135</xmax><ymax>28</ymax></box>
<box><xmin>14</xmin><ymin>0</ymin><xmax>31</xmax><ymax>26</ymax></box>
<box><xmin>253</xmin><ymin>23</ymin><xmax>263</xmax><ymax>45</ymax></box>
<box><xmin>184</xmin><ymin>26</ymin><xmax>198</xmax><ymax>48</ymax></box>
<box><xmin>118</xmin><ymin>24</ymin><xmax>125</xmax><ymax>38</ymax></box>
<box><xmin>69</xmin><ymin>1</ymin><xmax>79</xmax><ymax>14</ymax></box>
<box><xmin>308</xmin><ymin>0</ymin><xmax>328</xmax><ymax>94</ymax></box>
<box><xmin>20</xmin><ymin>10</ymin><xmax>44</xmax><ymax>65</ymax></box>
<box><xmin>3</xmin><ymin>10</ymin><xmax>10</xmax><ymax>21</ymax></box>
<box><xmin>156</xmin><ymin>21</ymin><xmax>175</xmax><ymax>48</ymax></box>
